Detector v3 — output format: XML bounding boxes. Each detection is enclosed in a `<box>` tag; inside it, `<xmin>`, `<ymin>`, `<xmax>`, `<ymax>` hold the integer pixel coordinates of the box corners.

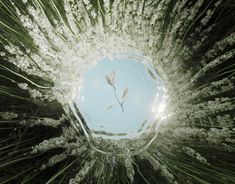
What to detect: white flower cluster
<box><xmin>31</xmin><ymin>126</ymin><xmax>87</xmax><ymax>161</ymax></box>
<box><xmin>181</xmin><ymin>77</ymin><xmax>235</xmax><ymax>104</ymax></box>
<box><xmin>206</xmin><ymin>127</ymin><xmax>234</xmax><ymax>145</ymax></box>
<box><xmin>0</xmin><ymin>111</ymin><xmax>18</xmax><ymax>120</ymax></box>
<box><xmin>69</xmin><ymin>160</ymin><xmax>96</xmax><ymax>184</ymax></box>
<box><xmin>31</xmin><ymin>136</ymin><xmax>67</xmax><ymax>154</ymax></box>
<box><xmin>41</xmin><ymin>153</ymin><xmax>67</xmax><ymax>170</ymax></box>
<box><xmin>19</xmin><ymin>116</ymin><xmax>64</xmax><ymax>128</ymax></box>
<box><xmin>124</xmin><ymin>156</ymin><xmax>135</xmax><ymax>183</ymax></box>
<box><xmin>183</xmin><ymin>147</ymin><xmax>208</xmax><ymax>164</ymax></box>
<box><xmin>144</xmin><ymin>153</ymin><xmax>177</xmax><ymax>184</ymax></box>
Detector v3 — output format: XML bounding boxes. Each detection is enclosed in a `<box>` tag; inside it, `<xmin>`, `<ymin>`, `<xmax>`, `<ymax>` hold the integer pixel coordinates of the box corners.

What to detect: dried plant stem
<box><xmin>113</xmin><ymin>87</ymin><xmax>124</xmax><ymax>112</ymax></box>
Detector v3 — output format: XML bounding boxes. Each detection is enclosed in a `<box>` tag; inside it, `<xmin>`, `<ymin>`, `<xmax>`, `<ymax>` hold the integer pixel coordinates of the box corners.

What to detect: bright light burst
<box><xmin>0</xmin><ymin>0</ymin><xmax>235</xmax><ymax>184</ymax></box>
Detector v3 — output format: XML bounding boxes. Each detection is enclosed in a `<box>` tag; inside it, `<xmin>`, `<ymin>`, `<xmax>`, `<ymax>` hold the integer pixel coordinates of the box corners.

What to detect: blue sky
<box><xmin>74</xmin><ymin>55</ymin><xmax>165</xmax><ymax>138</ymax></box>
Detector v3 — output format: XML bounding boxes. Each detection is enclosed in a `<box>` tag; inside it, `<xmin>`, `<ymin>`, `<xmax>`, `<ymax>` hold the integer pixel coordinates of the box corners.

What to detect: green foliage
<box><xmin>0</xmin><ymin>0</ymin><xmax>234</xmax><ymax>183</ymax></box>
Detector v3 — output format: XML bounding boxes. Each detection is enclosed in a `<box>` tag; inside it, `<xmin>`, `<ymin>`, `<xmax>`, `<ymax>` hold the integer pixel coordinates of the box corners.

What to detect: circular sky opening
<box><xmin>72</xmin><ymin>53</ymin><xmax>167</xmax><ymax>140</ymax></box>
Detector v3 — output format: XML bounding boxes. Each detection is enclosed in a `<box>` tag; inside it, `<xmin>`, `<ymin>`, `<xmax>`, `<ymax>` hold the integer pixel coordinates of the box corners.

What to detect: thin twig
<box><xmin>113</xmin><ymin>87</ymin><xmax>124</xmax><ymax>112</ymax></box>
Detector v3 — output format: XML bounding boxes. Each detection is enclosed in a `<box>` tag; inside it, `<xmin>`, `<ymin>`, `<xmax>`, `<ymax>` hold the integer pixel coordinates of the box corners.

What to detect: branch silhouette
<box><xmin>105</xmin><ymin>70</ymin><xmax>128</xmax><ymax>112</ymax></box>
